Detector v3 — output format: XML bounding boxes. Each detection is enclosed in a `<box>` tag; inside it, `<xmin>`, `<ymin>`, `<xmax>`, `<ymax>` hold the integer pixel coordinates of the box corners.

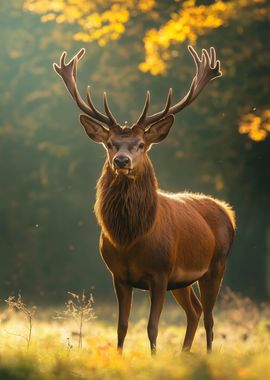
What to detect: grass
<box><xmin>0</xmin><ymin>289</ymin><xmax>269</xmax><ymax>380</ymax></box>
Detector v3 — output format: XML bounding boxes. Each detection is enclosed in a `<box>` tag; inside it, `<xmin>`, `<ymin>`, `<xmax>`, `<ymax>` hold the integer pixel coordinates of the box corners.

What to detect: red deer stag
<box><xmin>54</xmin><ymin>46</ymin><xmax>236</xmax><ymax>354</ymax></box>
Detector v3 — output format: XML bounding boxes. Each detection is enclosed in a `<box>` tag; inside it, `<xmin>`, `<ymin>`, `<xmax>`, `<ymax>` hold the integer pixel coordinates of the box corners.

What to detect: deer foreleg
<box><xmin>147</xmin><ymin>278</ymin><xmax>167</xmax><ymax>355</ymax></box>
<box><xmin>113</xmin><ymin>278</ymin><xmax>133</xmax><ymax>353</ymax></box>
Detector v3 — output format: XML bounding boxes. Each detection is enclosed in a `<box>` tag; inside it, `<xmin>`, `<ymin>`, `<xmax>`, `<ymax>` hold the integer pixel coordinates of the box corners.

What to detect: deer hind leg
<box><xmin>113</xmin><ymin>278</ymin><xmax>133</xmax><ymax>353</ymax></box>
<box><xmin>172</xmin><ymin>286</ymin><xmax>202</xmax><ymax>352</ymax></box>
<box><xmin>198</xmin><ymin>261</ymin><xmax>226</xmax><ymax>353</ymax></box>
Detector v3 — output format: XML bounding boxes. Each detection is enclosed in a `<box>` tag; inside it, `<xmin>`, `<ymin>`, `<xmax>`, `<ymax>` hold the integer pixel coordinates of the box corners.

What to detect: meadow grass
<box><xmin>0</xmin><ymin>290</ymin><xmax>269</xmax><ymax>380</ymax></box>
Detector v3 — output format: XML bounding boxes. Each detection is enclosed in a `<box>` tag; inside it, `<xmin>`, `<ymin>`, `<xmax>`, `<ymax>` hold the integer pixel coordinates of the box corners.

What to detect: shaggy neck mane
<box><xmin>95</xmin><ymin>156</ymin><xmax>158</xmax><ymax>247</ymax></box>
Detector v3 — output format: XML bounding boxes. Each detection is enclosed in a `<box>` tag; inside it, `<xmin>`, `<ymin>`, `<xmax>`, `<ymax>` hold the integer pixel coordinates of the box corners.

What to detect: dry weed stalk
<box><xmin>56</xmin><ymin>290</ymin><xmax>95</xmax><ymax>350</ymax></box>
<box><xmin>5</xmin><ymin>292</ymin><xmax>36</xmax><ymax>350</ymax></box>
<box><xmin>220</xmin><ymin>287</ymin><xmax>270</xmax><ymax>342</ymax></box>
<box><xmin>221</xmin><ymin>287</ymin><xmax>260</xmax><ymax>330</ymax></box>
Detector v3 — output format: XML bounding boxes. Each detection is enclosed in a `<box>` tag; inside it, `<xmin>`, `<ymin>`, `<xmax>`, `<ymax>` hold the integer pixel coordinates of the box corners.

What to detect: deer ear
<box><xmin>144</xmin><ymin>115</ymin><xmax>175</xmax><ymax>144</ymax></box>
<box><xmin>80</xmin><ymin>115</ymin><xmax>109</xmax><ymax>143</ymax></box>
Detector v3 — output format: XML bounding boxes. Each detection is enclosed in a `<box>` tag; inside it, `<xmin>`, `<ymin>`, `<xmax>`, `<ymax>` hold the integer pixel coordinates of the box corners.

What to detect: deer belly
<box><xmin>168</xmin><ymin>267</ymin><xmax>208</xmax><ymax>290</ymax></box>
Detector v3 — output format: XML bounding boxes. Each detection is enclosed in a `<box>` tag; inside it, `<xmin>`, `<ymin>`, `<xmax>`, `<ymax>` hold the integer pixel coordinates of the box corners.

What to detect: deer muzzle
<box><xmin>113</xmin><ymin>155</ymin><xmax>131</xmax><ymax>169</ymax></box>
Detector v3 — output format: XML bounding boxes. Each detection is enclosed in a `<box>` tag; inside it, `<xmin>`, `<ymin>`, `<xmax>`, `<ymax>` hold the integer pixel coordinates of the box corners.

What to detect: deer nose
<box><xmin>113</xmin><ymin>155</ymin><xmax>130</xmax><ymax>169</ymax></box>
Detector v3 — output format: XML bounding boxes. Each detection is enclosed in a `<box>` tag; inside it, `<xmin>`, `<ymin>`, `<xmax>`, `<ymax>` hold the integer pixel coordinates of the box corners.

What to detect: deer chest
<box><xmin>99</xmin><ymin>233</ymin><xmax>172</xmax><ymax>289</ymax></box>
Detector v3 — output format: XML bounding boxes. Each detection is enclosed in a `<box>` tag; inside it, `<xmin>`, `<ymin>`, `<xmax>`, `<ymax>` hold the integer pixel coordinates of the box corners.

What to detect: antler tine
<box><xmin>137</xmin><ymin>88</ymin><xmax>173</xmax><ymax>129</ymax></box>
<box><xmin>170</xmin><ymin>46</ymin><xmax>221</xmax><ymax>114</ymax></box>
<box><xmin>210</xmin><ymin>47</ymin><xmax>216</xmax><ymax>68</ymax></box>
<box><xmin>72</xmin><ymin>48</ymin><xmax>85</xmax><ymax>81</ymax></box>
<box><xmin>164</xmin><ymin>88</ymin><xmax>173</xmax><ymax>113</ymax></box>
<box><xmin>137</xmin><ymin>91</ymin><xmax>151</xmax><ymax>125</ymax></box>
<box><xmin>188</xmin><ymin>46</ymin><xmax>200</xmax><ymax>76</ymax></box>
<box><xmin>86</xmin><ymin>86</ymin><xmax>114</xmax><ymax>125</ymax></box>
<box><xmin>86</xmin><ymin>85</ymin><xmax>99</xmax><ymax>113</ymax></box>
<box><xmin>54</xmin><ymin>50</ymin><xmax>84</xmax><ymax>100</ymax></box>
<box><xmin>53</xmin><ymin>49</ymin><xmax>118</xmax><ymax>127</ymax></box>
<box><xmin>137</xmin><ymin>46</ymin><xmax>222</xmax><ymax>129</ymax></box>
<box><xmin>103</xmin><ymin>92</ymin><xmax>117</xmax><ymax>125</ymax></box>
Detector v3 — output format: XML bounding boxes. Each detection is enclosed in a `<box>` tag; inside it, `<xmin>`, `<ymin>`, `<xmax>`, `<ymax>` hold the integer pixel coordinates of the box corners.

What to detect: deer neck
<box><xmin>95</xmin><ymin>156</ymin><xmax>158</xmax><ymax>247</ymax></box>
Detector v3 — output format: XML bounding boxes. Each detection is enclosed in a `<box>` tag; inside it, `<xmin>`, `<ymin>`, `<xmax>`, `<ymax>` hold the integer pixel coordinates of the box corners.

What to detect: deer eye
<box><xmin>107</xmin><ymin>142</ymin><xmax>112</xmax><ymax>149</ymax></box>
<box><xmin>138</xmin><ymin>143</ymin><xmax>145</xmax><ymax>149</ymax></box>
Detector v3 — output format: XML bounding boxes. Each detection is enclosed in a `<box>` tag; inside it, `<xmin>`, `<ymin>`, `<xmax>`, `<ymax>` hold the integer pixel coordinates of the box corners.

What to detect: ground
<box><xmin>0</xmin><ymin>289</ymin><xmax>269</xmax><ymax>380</ymax></box>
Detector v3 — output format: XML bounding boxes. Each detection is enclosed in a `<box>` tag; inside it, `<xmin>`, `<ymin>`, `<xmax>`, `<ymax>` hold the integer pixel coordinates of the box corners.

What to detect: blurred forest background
<box><xmin>0</xmin><ymin>0</ymin><xmax>269</xmax><ymax>304</ymax></box>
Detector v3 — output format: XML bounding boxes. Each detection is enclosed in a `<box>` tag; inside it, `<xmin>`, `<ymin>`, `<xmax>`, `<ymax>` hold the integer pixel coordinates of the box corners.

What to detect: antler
<box><xmin>136</xmin><ymin>46</ymin><xmax>222</xmax><ymax>129</ymax></box>
<box><xmin>53</xmin><ymin>49</ymin><xmax>117</xmax><ymax>127</ymax></box>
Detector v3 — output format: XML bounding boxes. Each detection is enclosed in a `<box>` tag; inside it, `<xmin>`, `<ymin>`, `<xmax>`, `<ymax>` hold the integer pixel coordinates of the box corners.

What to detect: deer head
<box><xmin>53</xmin><ymin>46</ymin><xmax>221</xmax><ymax>178</ymax></box>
